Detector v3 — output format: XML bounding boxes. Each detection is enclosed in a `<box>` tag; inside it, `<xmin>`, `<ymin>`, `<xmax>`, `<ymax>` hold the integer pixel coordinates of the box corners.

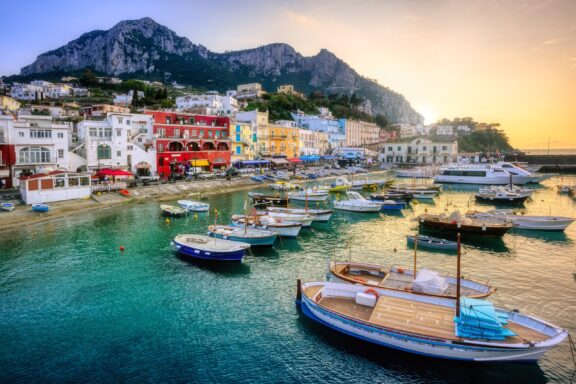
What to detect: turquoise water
<box><xmin>1</xmin><ymin>175</ymin><xmax>575</xmax><ymax>383</ymax></box>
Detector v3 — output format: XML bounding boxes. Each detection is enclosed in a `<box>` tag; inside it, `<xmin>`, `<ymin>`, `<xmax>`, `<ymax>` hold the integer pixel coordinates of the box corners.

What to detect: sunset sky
<box><xmin>1</xmin><ymin>0</ymin><xmax>574</xmax><ymax>149</ymax></box>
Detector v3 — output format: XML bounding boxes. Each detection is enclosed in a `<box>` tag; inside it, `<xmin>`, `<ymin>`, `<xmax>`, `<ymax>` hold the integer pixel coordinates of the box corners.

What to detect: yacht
<box><xmin>434</xmin><ymin>164</ymin><xmax>531</xmax><ymax>185</ymax></box>
<box><xmin>496</xmin><ymin>162</ymin><xmax>553</xmax><ymax>184</ymax></box>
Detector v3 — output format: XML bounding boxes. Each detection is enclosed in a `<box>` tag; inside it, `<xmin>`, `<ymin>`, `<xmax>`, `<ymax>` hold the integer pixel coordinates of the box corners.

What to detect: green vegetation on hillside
<box><xmin>436</xmin><ymin>117</ymin><xmax>513</xmax><ymax>152</ymax></box>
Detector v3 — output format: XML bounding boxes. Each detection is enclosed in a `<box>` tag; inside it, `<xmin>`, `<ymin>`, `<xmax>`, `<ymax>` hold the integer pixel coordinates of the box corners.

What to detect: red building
<box><xmin>145</xmin><ymin>111</ymin><xmax>231</xmax><ymax>177</ymax></box>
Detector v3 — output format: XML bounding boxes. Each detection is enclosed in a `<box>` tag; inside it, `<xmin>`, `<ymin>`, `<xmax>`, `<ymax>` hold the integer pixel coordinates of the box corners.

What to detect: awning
<box><xmin>322</xmin><ymin>156</ymin><xmax>336</xmax><ymax>160</ymax></box>
<box><xmin>234</xmin><ymin>160</ymin><xmax>270</xmax><ymax>165</ymax></box>
<box><xmin>0</xmin><ymin>169</ymin><xmax>9</xmax><ymax>177</ymax></box>
<box><xmin>288</xmin><ymin>158</ymin><xmax>302</xmax><ymax>163</ymax></box>
<box><xmin>270</xmin><ymin>158</ymin><xmax>289</xmax><ymax>165</ymax></box>
<box><xmin>96</xmin><ymin>168</ymin><xmax>133</xmax><ymax>176</ymax></box>
<box><xmin>212</xmin><ymin>157</ymin><xmax>228</xmax><ymax>164</ymax></box>
<box><xmin>189</xmin><ymin>159</ymin><xmax>209</xmax><ymax>167</ymax></box>
<box><xmin>300</xmin><ymin>156</ymin><xmax>320</xmax><ymax>162</ymax></box>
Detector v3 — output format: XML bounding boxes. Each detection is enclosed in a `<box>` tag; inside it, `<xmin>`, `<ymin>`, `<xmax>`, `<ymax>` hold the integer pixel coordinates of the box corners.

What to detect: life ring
<box><xmin>364</xmin><ymin>288</ymin><xmax>379</xmax><ymax>299</ymax></box>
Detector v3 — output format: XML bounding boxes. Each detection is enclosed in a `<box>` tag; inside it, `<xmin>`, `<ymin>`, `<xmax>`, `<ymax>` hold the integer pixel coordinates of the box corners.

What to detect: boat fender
<box><xmin>364</xmin><ymin>288</ymin><xmax>379</xmax><ymax>299</ymax></box>
<box><xmin>397</xmin><ymin>267</ymin><xmax>404</xmax><ymax>274</ymax></box>
<box><xmin>119</xmin><ymin>246</ymin><xmax>125</xmax><ymax>252</ymax></box>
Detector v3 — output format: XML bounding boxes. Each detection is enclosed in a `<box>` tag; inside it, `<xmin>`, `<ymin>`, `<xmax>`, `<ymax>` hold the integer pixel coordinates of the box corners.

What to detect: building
<box><xmin>0</xmin><ymin>116</ymin><xmax>13</xmax><ymax>187</ymax></box>
<box><xmin>379</xmin><ymin>129</ymin><xmax>397</xmax><ymax>143</ymax></box>
<box><xmin>457</xmin><ymin>152</ymin><xmax>481</xmax><ymax>163</ymax></box>
<box><xmin>10</xmin><ymin>83</ymin><xmax>44</xmax><ymax>101</ymax></box>
<box><xmin>176</xmin><ymin>92</ymin><xmax>239</xmax><ymax>115</ymax></box>
<box><xmin>380</xmin><ymin>138</ymin><xmax>458</xmax><ymax>164</ymax></box>
<box><xmin>298</xmin><ymin>128</ymin><xmax>329</xmax><ymax>156</ymax></box>
<box><xmin>75</xmin><ymin>113</ymin><xmax>157</xmax><ymax>174</ymax></box>
<box><xmin>236</xmin><ymin>111</ymin><xmax>299</xmax><ymax>158</ymax></box>
<box><xmin>394</xmin><ymin>124</ymin><xmax>417</xmax><ymax>139</ymax></box>
<box><xmin>80</xmin><ymin>104</ymin><xmax>131</xmax><ymax>117</ymax></box>
<box><xmin>0</xmin><ymin>96</ymin><xmax>20</xmax><ymax>113</ymax></box>
<box><xmin>344</xmin><ymin>119</ymin><xmax>380</xmax><ymax>147</ymax></box>
<box><xmin>277</xmin><ymin>84</ymin><xmax>305</xmax><ymax>98</ymax></box>
<box><xmin>0</xmin><ymin>115</ymin><xmax>72</xmax><ymax>187</ymax></box>
<box><xmin>291</xmin><ymin>109</ymin><xmax>346</xmax><ymax>150</ymax></box>
<box><xmin>230</xmin><ymin>120</ymin><xmax>256</xmax><ymax>162</ymax></box>
<box><xmin>113</xmin><ymin>90</ymin><xmax>145</xmax><ymax>106</ymax></box>
<box><xmin>145</xmin><ymin>111</ymin><xmax>231</xmax><ymax>176</ymax></box>
<box><xmin>19</xmin><ymin>171</ymin><xmax>91</xmax><ymax>204</ymax></box>
<box><xmin>236</xmin><ymin>83</ymin><xmax>265</xmax><ymax>100</ymax></box>
<box><xmin>436</xmin><ymin>125</ymin><xmax>454</xmax><ymax>136</ymax></box>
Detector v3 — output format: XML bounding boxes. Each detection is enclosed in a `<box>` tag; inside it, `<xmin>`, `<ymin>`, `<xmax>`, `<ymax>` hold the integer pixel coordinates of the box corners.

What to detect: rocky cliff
<box><xmin>20</xmin><ymin>17</ymin><xmax>422</xmax><ymax>124</ymax></box>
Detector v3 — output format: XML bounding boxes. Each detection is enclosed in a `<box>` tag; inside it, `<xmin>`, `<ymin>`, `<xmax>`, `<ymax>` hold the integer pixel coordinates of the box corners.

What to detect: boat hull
<box><xmin>230</xmin><ymin>220</ymin><xmax>301</xmax><ymax>237</ymax></box>
<box><xmin>32</xmin><ymin>204</ymin><xmax>49</xmax><ymax>212</ymax></box>
<box><xmin>419</xmin><ymin>219</ymin><xmax>511</xmax><ymax>238</ymax></box>
<box><xmin>334</xmin><ymin>204</ymin><xmax>381</xmax><ymax>212</ymax></box>
<box><xmin>380</xmin><ymin>202</ymin><xmax>406</xmax><ymax>210</ymax></box>
<box><xmin>288</xmin><ymin>194</ymin><xmax>328</xmax><ymax>202</ymax></box>
<box><xmin>208</xmin><ymin>230</ymin><xmax>277</xmax><ymax>246</ymax></box>
<box><xmin>474</xmin><ymin>195</ymin><xmax>529</xmax><ymax>205</ymax></box>
<box><xmin>434</xmin><ymin>175</ymin><xmax>532</xmax><ymax>185</ymax></box>
<box><xmin>172</xmin><ymin>240</ymin><xmax>246</xmax><ymax>262</ymax></box>
<box><xmin>1</xmin><ymin>203</ymin><xmax>15</xmax><ymax>212</ymax></box>
<box><xmin>406</xmin><ymin>235</ymin><xmax>457</xmax><ymax>250</ymax></box>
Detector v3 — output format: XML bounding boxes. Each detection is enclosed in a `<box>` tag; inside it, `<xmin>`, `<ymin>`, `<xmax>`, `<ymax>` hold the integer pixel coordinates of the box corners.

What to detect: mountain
<box><xmin>20</xmin><ymin>17</ymin><xmax>422</xmax><ymax>124</ymax></box>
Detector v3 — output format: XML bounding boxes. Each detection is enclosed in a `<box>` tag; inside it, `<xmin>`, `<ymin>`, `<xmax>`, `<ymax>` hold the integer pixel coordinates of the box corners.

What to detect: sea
<box><xmin>1</xmin><ymin>175</ymin><xmax>575</xmax><ymax>383</ymax></box>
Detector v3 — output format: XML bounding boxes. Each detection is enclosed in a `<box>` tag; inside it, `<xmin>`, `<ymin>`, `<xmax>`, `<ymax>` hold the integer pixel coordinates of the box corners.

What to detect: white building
<box><xmin>20</xmin><ymin>171</ymin><xmax>92</xmax><ymax>205</ymax></box>
<box><xmin>10</xmin><ymin>83</ymin><xmax>44</xmax><ymax>101</ymax></box>
<box><xmin>344</xmin><ymin>119</ymin><xmax>380</xmax><ymax>147</ymax></box>
<box><xmin>44</xmin><ymin>83</ymin><xmax>71</xmax><ymax>99</ymax></box>
<box><xmin>436</xmin><ymin>125</ymin><xmax>454</xmax><ymax>136</ymax></box>
<box><xmin>2</xmin><ymin>115</ymin><xmax>72</xmax><ymax>186</ymax></box>
<box><xmin>236</xmin><ymin>83</ymin><xmax>265</xmax><ymax>100</ymax></box>
<box><xmin>299</xmin><ymin>129</ymin><xmax>329</xmax><ymax>156</ymax></box>
<box><xmin>75</xmin><ymin>113</ymin><xmax>156</xmax><ymax>173</ymax></box>
<box><xmin>113</xmin><ymin>90</ymin><xmax>145</xmax><ymax>106</ymax></box>
<box><xmin>176</xmin><ymin>93</ymin><xmax>238</xmax><ymax>115</ymax></box>
<box><xmin>291</xmin><ymin>110</ymin><xmax>346</xmax><ymax>150</ymax></box>
<box><xmin>456</xmin><ymin>125</ymin><xmax>472</xmax><ymax>134</ymax></box>
<box><xmin>380</xmin><ymin>138</ymin><xmax>458</xmax><ymax>164</ymax></box>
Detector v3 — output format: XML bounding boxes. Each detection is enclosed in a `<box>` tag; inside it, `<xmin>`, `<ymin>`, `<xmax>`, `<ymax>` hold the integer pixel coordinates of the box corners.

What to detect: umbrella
<box><xmin>96</xmin><ymin>168</ymin><xmax>133</xmax><ymax>177</ymax></box>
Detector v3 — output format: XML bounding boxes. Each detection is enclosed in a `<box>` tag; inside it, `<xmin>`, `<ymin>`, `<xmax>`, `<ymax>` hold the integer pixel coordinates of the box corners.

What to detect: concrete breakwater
<box><xmin>504</xmin><ymin>154</ymin><xmax>576</xmax><ymax>173</ymax></box>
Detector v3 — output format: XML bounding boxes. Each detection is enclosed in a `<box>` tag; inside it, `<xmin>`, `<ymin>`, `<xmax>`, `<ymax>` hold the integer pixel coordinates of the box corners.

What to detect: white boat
<box><xmin>297</xmin><ymin>280</ymin><xmax>567</xmax><ymax>362</ymax></box>
<box><xmin>474</xmin><ymin>190</ymin><xmax>529</xmax><ymax>205</ymax></box>
<box><xmin>161</xmin><ymin>204</ymin><xmax>187</xmax><ymax>216</ymax></box>
<box><xmin>264</xmin><ymin>211</ymin><xmax>314</xmax><ymax>227</ymax></box>
<box><xmin>269</xmin><ymin>182</ymin><xmax>298</xmax><ymax>191</ymax></box>
<box><xmin>1</xmin><ymin>202</ymin><xmax>15</xmax><ymax>212</ymax></box>
<box><xmin>496</xmin><ymin>162</ymin><xmax>553</xmax><ymax>184</ymax></box>
<box><xmin>411</xmin><ymin>191</ymin><xmax>437</xmax><ymax>199</ymax></box>
<box><xmin>287</xmin><ymin>189</ymin><xmax>328</xmax><ymax>202</ymax></box>
<box><xmin>266</xmin><ymin>207</ymin><xmax>333</xmax><ymax>222</ymax></box>
<box><xmin>479</xmin><ymin>185</ymin><xmax>533</xmax><ymax>198</ymax></box>
<box><xmin>230</xmin><ymin>215</ymin><xmax>302</xmax><ymax>237</ymax></box>
<box><xmin>207</xmin><ymin>225</ymin><xmax>278</xmax><ymax>246</ymax></box>
<box><xmin>172</xmin><ymin>234</ymin><xmax>250</xmax><ymax>262</ymax></box>
<box><xmin>333</xmin><ymin>191</ymin><xmax>382</xmax><ymax>212</ymax></box>
<box><xmin>467</xmin><ymin>210</ymin><xmax>575</xmax><ymax>231</ymax></box>
<box><xmin>434</xmin><ymin>164</ymin><xmax>531</xmax><ymax>185</ymax></box>
<box><xmin>177</xmin><ymin>199</ymin><xmax>210</xmax><ymax>212</ymax></box>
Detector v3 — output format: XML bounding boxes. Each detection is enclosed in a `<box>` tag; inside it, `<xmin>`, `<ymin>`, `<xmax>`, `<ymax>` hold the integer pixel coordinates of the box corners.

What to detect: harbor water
<box><xmin>1</xmin><ymin>175</ymin><xmax>575</xmax><ymax>383</ymax></box>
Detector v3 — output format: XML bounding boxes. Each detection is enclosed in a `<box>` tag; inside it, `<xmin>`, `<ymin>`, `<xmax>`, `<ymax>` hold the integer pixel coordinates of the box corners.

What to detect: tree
<box><xmin>375</xmin><ymin>114</ymin><xmax>388</xmax><ymax>128</ymax></box>
<box><xmin>80</xmin><ymin>69</ymin><xmax>97</xmax><ymax>86</ymax></box>
<box><xmin>131</xmin><ymin>88</ymin><xmax>140</xmax><ymax>107</ymax></box>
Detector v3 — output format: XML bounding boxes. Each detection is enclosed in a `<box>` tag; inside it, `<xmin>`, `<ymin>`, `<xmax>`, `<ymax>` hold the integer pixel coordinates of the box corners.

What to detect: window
<box><xmin>58</xmin><ymin>149</ymin><xmax>64</xmax><ymax>158</ymax></box>
<box><xmin>19</xmin><ymin>132</ymin><xmax>24</xmax><ymax>137</ymax></box>
<box><xmin>118</xmin><ymin>117</ymin><xmax>123</xmax><ymax>124</ymax></box>
<box><xmin>442</xmin><ymin>146</ymin><xmax>448</xmax><ymax>150</ymax></box>
<box><xmin>236</xmin><ymin>134</ymin><xmax>241</xmax><ymax>142</ymax></box>
<box><xmin>97</xmin><ymin>145</ymin><xmax>111</xmax><ymax>160</ymax></box>
<box><xmin>174</xmin><ymin>129</ymin><xmax>180</xmax><ymax>138</ymax></box>
<box><xmin>397</xmin><ymin>146</ymin><xmax>401</xmax><ymax>151</ymax></box>
<box><xmin>127</xmin><ymin>145</ymin><xmax>133</xmax><ymax>151</ymax></box>
<box><xmin>116</xmin><ymin>129</ymin><xmax>122</xmax><ymax>137</ymax></box>
<box><xmin>30</xmin><ymin>129</ymin><xmax>52</xmax><ymax>138</ymax></box>
<box><xmin>422</xmin><ymin>146</ymin><xmax>427</xmax><ymax>151</ymax></box>
<box><xmin>18</xmin><ymin>146</ymin><xmax>51</xmax><ymax>164</ymax></box>
<box><xmin>221</xmin><ymin>131</ymin><xmax>226</xmax><ymax>138</ymax></box>
<box><xmin>388</xmin><ymin>146</ymin><xmax>392</xmax><ymax>151</ymax></box>
<box><xmin>89</xmin><ymin>128</ymin><xmax>97</xmax><ymax>137</ymax></box>
<box><xmin>215</xmin><ymin>131</ymin><xmax>220</xmax><ymax>138</ymax></box>
<box><xmin>157</xmin><ymin>128</ymin><xmax>165</xmax><ymax>138</ymax></box>
<box><xmin>117</xmin><ymin>151</ymin><xmax>121</xmax><ymax>157</ymax></box>
<box><xmin>236</xmin><ymin>125</ymin><xmax>241</xmax><ymax>133</ymax></box>
<box><xmin>158</xmin><ymin>144</ymin><xmax>164</xmax><ymax>152</ymax></box>
<box><xmin>58</xmin><ymin>132</ymin><xmax>64</xmax><ymax>139</ymax></box>
<box><xmin>208</xmin><ymin>130</ymin><xmax>213</xmax><ymax>138</ymax></box>
<box><xmin>166</xmin><ymin>117</ymin><xmax>171</xmax><ymax>124</ymax></box>
<box><xmin>189</xmin><ymin>118</ymin><xmax>194</xmax><ymax>124</ymax></box>
<box><xmin>104</xmin><ymin>128</ymin><xmax>112</xmax><ymax>137</ymax></box>
<box><xmin>236</xmin><ymin>146</ymin><xmax>241</xmax><ymax>154</ymax></box>
<box><xmin>127</xmin><ymin>120</ymin><xmax>131</xmax><ymax>125</ymax></box>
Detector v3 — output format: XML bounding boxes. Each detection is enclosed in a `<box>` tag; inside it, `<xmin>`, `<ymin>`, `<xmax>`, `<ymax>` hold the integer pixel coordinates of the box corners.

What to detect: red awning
<box><xmin>96</xmin><ymin>168</ymin><xmax>133</xmax><ymax>177</ymax></box>
<box><xmin>288</xmin><ymin>158</ymin><xmax>302</xmax><ymax>163</ymax></box>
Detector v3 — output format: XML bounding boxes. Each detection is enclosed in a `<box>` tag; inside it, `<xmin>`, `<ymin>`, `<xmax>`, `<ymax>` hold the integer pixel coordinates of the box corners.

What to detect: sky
<box><xmin>0</xmin><ymin>0</ymin><xmax>575</xmax><ymax>149</ymax></box>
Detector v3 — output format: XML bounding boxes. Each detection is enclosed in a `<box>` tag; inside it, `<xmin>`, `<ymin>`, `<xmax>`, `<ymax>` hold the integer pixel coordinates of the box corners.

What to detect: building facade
<box><xmin>145</xmin><ymin>111</ymin><xmax>231</xmax><ymax>176</ymax></box>
<box><xmin>380</xmin><ymin>138</ymin><xmax>458</xmax><ymax>164</ymax></box>
<box><xmin>176</xmin><ymin>92</ymin><xmax>239</xmax><ymax>115</ymax></box>
<box><xmin>291</xmin><ymin>109</ymin><xmax>346</xmax><ymax>150</ymax></box>
<box><xmin>298</xmin><ymin>128</ymin><xmax>329</xmax><ymax>156</ymax></box>
<box><xmin>0</xmin><ymin>96</ymin><xmax>21</xmax><ymax>113</ymax></box>
<box><xmin>344</xmin><ymin>119</ymin><xmax>380</xmax><ymax>147</ymax></box>
<box><xmin>230</xmin><ymin>120</ymin><xmax>256</xmax><ymax>162</ymax></box>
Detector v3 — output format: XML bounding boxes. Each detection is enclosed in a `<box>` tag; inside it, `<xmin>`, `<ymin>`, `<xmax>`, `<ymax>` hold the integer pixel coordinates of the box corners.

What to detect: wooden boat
<box><xmin>297</xmin><ymin>280</ymin><xmax>567</xmax><ymax>362</ymax></box>
<box><xmin>207</xmin><ymin>225</ymin><xmax>278</xmax><ymax>246</ymax></box>
<box><xmin>248</xmin><ymin>192</ymin><xmax>289</xmax><ymax>207</ymax></box>
<box><xmin>380</xmin><ymin>200</ymin><xmax>406</xmax><ymax>210</ymax></box>
<box><xmin>118</xmin><ymin>189</ymin><xmax>130</xmax><ymax>196</ymax></box>
<box><xmin>160</xmin><ymin>204</ymin><xmax>187</xmax><ymax>217</ymax></box>
<box><xmin>474</xmin><ymin>190</ymin><xmax>529</xmax><ymax>205</ymax></box>
<box><xmin>329</xmin><ymin>261</ymin><xmax>493</xmax><ymax>298</ymax></box>
<box><xmin>370</xmin><ymin>192</ymin><xmax>413</xmax><ymax>203</ymax></box>
<box><xmin>287</xmin><ymin>189</ymin><xmax>328</xmax><ymax>202</ymax></box>
<box><xmin>418</xmin><ymin>211</ymin><xmax>513</xmax><ymax>238</ymax></box>
<box><xmin>406</xmin><ymin>234</ymin><xmax>458</xmax><ymax>250</ymax></box>
<box><xmin>177</xmin><ymin>199</ymin><xmax>210</xmax><ymax>212</ymax></box>
<box><xmin>171</xmin><ymin>234</ymin><xmax>250</xmax><ymax>262</ymax></box>
<box><xmin>466</xmin><ymin>210</ymin><xmax>575</xmax><ymax>231</ymax></box>
<box><xmin>230</xmin><ymin>215</ymin><xmax>302</xmax><ymax>237</ymax></box>
<box><xmin>334</xmin><ymin>191</ymin><xmax>382</xmax><ymax>212</ymax></box>
<box><xmin>267</xmin><ymin>207</ymin><xmax>333</xmax><ymax>222</ymax></box>
<box><xmin>31</xmin><ymin>203</ymin><xmax>49</xmax><ymax>212</ymax></box>
<box><xmin>1</xmin><ymin>202</ymin><xmax>15</xmax><ymax>212</ymax></box>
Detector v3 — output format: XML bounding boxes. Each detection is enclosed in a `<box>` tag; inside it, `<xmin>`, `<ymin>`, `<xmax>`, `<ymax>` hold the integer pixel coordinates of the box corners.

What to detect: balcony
<box><xmin>16</xmin><ymin>156</ymin><xmax>58</xmax><ymax>166</ymax></box>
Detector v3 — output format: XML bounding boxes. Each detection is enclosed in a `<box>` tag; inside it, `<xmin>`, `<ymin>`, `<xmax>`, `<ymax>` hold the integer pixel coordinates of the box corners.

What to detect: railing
<box><xmin>16</xmin><ymin>156</ymin><xmax>58</xmax><ymax>165</ymax></box>
<box><xmin>91</xmin><ymin>181</ymin><xmax>127</xmax><ymax>193</ymax></box>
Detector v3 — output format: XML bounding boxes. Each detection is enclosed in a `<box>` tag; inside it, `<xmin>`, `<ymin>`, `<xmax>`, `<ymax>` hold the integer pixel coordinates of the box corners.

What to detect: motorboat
<box><xmin>171</xmin><ymin>234</ymin><xmax>250</xmax><ymax>262</ymax></box>
<box><xmin>297</xmin><ymin>280</ymin><xmax>567</xmax><ymax>362</ymax></box>
<box><xmin>434</xmin><ymin>163</ymin><xmax>531</xmax><ymax>185</ymax></box>
<box><xmin>479</xmin><ymin>185</ymin><xmax>533</xmax><ymax>198</ymax></box>
<box><xmin>333</xmin><ymin>191</ymin><xmax>382</xmax><ymax>212</ymax></box>
<box><xmin>31</xmin><ymin>203</ymin><xmax>49</xmax><ymax>213</ymax></box>
<box><xmin>327</xmin><ymin>177</ymin><xmax>352</xmax><ymax>192</ymax></box>
<box><xmin>177</xmin><ymin>200</ymin><xmax>210</xmax><ymax>212</ymax></box>
<box><xmin>161</xmin><ymin>204</ymin><xmax>187</xmax><ymax>217</ymax></box>
<box><xmin>329</xmin><ymin>261</ymin><xmax>493</xmax><ymax>298</ymax></box>
<box><xmin>379</xmin><ymin>200</ymin><xmax>406</xmax><ymax>210</ymax></box>
<box><xmin>269</xmin><ymin>182</ymin><xmax>299</xmax><ymax>191</ymax></box>
<box><xmin>287</xmin><ymin>189</ymin><xmax>329</xmax><ymax>202</ymax></box>
<box><xmin>207</xmin><ymin>225</ymin><xmax>278</xmax><ymax>246</ymax></box>
<box><xmin>370</xmin><ymin>192</ymin><xmax>413</xmax><ymax>203</ymax></box>
<box><xmin>230</xmin><ymin>215</ymin><xmax>302</xmax><ymax>237</ymax></box>
<box><xmin>496</xmin><ymin>162</ymin><xmax>553</xmax><ymax>184</ymax></box>
<box><xmin>466</xmin><ymin>210</ymin><xmax>575</xmax><ymax>231</ymax></box>
<box><xmin>406</xmin><ymin>235</ymin><xmax>458</xmax><ymax>251</ymax></box>
<box><xmin>474</xmin><ymin>189</ymin><xmax>529</xmax><ymax>205</ymax></box>
<box><xmin>264</xmin><ymin>211</ymin><xmax>314</xmax><ymax>227</ymax></box>
<box><xmin>248</xmin><ymin>192</ymin><xmax>289</xmax><ymax>207</ymax></box>
<box><xmin>266</xmin><ymin>207</ymin><xmax>333</xmax><ymax>222</ymax></box>
<box><xmin>418</xmin><ymin>211</ymin><xmax>514</xmax><ymax>238</ymax></box>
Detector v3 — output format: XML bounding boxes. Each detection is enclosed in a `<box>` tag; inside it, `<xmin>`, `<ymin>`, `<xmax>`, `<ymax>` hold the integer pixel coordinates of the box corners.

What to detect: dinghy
<box><xmin>466</xmin><ymin>210</ymin><xmax>575</xmax><ymax>231</ymax></box>
<box><xmin>267</xmin><ymin>207</ymin><xmax>333</xmax><ymax>222</ymax></box>
<box><xmin>406</xmin><ymin>234</ymin><xmax>457</xmax><ymax>250</ymax></box>
<box><xmin>230</xmin><ymin>215</ymin><xmax>302</xmax><ymax>237</ymax></box>
<box><xmin>264</xmin><ymin>211</ymin><xmax>314</xmax><ymax>227</ymax></box>
<box><xmin>207</xmin><ymin>225</ymin><xmax>278</xmax><ymax>246</ymax></box>
<box><xmin>334</xmin><ymin>191</ymin><xmax>382</xmax><ymax>212</ymax></box>
<box><xmin>31</xmin><ymin>203</ymin><xmax>49</xmax><ymax>213</ymax></box>
<box><xmin>380</xmin><ymin>200</ymin><xmax>406</xmax><ymax>211</ymax></box>
<box><xmin>177</xmin><ymin>200</ymin><xmax>210</xmax><ymax>212</ymax></box>
<box><xmin>1</xmin><ymin>202</ymin><xmax>15</xmax><ymax>212</ymax></box>
<box><xmin>161</xmin><ymin>204</ymin><xmax>187</xmax><ymax>217</ymax></box>
<box><xmin>287</xmin><ymin>189</ymin><xmax>328</xmax><ymax>202</ymax></box>
<box><xmin>419</xmin><ymin>211</ymin><xmax>513</xmax><ymax>238</ymax></box>
<box><xmin>171</xmin><ymin>234</ymin><xmax>250</xmax><ymax>262</ymax></box>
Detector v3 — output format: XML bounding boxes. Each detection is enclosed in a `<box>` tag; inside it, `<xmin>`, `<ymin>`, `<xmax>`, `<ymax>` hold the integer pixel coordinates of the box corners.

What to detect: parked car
<box><xmin>198</xmin><ymin>172</ymin><xmax>215</xmax><ymax>180</ymax></box>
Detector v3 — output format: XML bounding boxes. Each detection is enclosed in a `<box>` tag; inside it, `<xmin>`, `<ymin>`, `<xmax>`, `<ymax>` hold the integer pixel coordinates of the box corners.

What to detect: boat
<box><xmin>248</xmin><ymin>192</ymin><xmax>289</xmax><ymax>207</ymax></box>
<box><xmin>160</xmin><ymin>204</ymin><xmax>187</xmax><ymax>217</ymax></box>
<box><xmin>411</xmin><ymin>191</ymin><xmax>437</xmax><ymax>199</ymax></box>
<box><xmin>287</xmin><ymin>189</ymin><xmax>329</xmax><ymax>202</ymax></box>
<box><xmin>329</xmin><ymin>261</ymin><xmax>493</xmax><ymax>298</ymax></box>
<box><xmin>479</xmin><ymin>185</ymin><xmax>533</xmax><ymax>198</ymax></box>
<box><xmin>264</xmin><ymin>211</ymin><xmax>314</xmax><ymax>227</ymax></box>
<box><xmin>171</xmin><ymin>234</ymin><xmax>250</xmax><ymax>262</ymax></box>
<box><xmin>327</xmin><ymin>177</ymin><xmax>352</xmax><ymax>192</ymax></box>
<box><xmin>251</xmin><ymin>175</ymin><xmax>265</xmax><ymax>182</ymax></box>
<box><xmin>230</xmin><ymin>215</ymin><xmax>302</xmax><ymax>237</ymax></box>
<box><xmin>269</xmin><ymin>181</ymin><xmax>299</xmax><ymax>191</ymax></box>
<box><xmin>406</xmin><ymin>234</ymin><xmax>458</xmax><ymax>250</ymax></box>
<box><xmin>390</xmin><ymin>183</ymin><xmax>442</xmax><ymax>192</ymax></box>
<box><xmin>395</xmin><ymin>166</ymin><xmax>437</xmax><ymax>178</ymax></box>
<box><xmin>370</xmin><ymin>192</ymin><xmax>413</xmax><ymax>203</ymax></box>
<box><xmin>207</xmin><ymin>225</ymin><xmax>278</xmax><ymax>246</ymax></box>
<box><xmin>418</xmin><ymin>211</ymin><xmax>513</xmax><ymax>238</ymax></box>
<box><xmin>474</xmin><ymin>189</ymin><xmax>529</xmax><ymax>205</ymax></box>
<box><xmin>297</xmin><ymin>280</ymin><xmax>567</xmax><ymax>362</ymax></box>
<box><xmin>177</xmin><ymin>199</ymin><xmax>210</xmax><ymax>212</ymax></box>
<box><xmin>496</xmin><ymin>162</ymin><xmax>553</xmax><ymax>184</ymax></box>
<box><xmin>379</xmin><ymin>200</ymin><xmax>406</xmax><ymax>210</ymax></box>
<box><xmin>1</xmin><ymin>202</ymin><xmax>15</xmax><ymax>212</ymax></box>
<box><xmin>333</xmin><ymin>191</ymin><xmax>382</xmax><ymax>212</ymax></box>
<box><xmin>558</xmin><ymin>185</ymin><xmax>570</xmax><ymax>194</ymax></box>
<box><xmin>434</xmin><ymin>163</ymin><xmax>532</xmax><ymax>185</ymax></box>
<box><xmin>266</xmin><ymin>207</ymin><xmax>333</xmax><ymax>222</ymax></box>
<box><xmin>466</xmin><ymin>210</ymin><xmax>575</xmax><ymax>231</ymax></box>
<box><xmin>351</xmin><ymin>179</ymin><xmax>378</xmax><ymax>191</ymax></box>
<box><xmin>31</xmin><ymin>203</ymin><xmax>49</xmax><ymax>212</ymax></box>
<box><xmin>118</xmin><ymin>189</ymin><xmax>130</xmax><ymax>196</ymax></box>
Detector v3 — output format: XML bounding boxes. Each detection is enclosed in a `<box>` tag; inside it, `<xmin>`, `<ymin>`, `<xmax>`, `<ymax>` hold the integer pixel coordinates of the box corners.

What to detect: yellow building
<box><xmin>257</xmin><ymin>122</ymin><xmax>300</xmax><ymax>159</ymax></box>
<box><xmin>230</xmin><ymin>120</ymin><xmax>256</xmax><ymax>162</ymax></box>
<box><xmin>0</xmin><ymin>96</ymin><xmax>21</xmax><ymax>113</ymax></box>
<box><xmin>277</xmin><ymin>84</ymin><xmax>305</xmax><ymax>99</ymax></box>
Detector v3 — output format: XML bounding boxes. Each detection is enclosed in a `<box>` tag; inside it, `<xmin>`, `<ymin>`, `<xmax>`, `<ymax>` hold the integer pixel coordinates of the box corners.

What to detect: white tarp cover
<box><xmin>412</xmin><ymin>269</ymin><xmax>449</xmax><ymax>294</ymax></box>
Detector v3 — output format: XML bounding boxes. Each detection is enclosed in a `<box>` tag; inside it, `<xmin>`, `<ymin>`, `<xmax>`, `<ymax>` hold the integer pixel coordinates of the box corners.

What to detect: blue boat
<box><xmin>406</xmin><ymin>234</ymin><xmax>458</xmax><ymax>251</ymax></box>
<box><xmin>32</xmin><ymin>203</ymin><xmax>49</xmax><ymax>212</ymax></box>
<box><xmin>171</xmin><ymin>234</ymin><xmax>250</xmax><ymax>262</ymax></box>
<box><xmin>207</xmin><ymin>225</ymin><xmax>278</xmax><ymax>246</ymax></box>
<box><xmin>251</xmin><ymin>175</ymin><xmax>265</xmax><ymax>182</ymax></box>
<box><xmin>379</xmin><ymin>200</ymin><xmax>406</xmax><ymax>211</ymax></box>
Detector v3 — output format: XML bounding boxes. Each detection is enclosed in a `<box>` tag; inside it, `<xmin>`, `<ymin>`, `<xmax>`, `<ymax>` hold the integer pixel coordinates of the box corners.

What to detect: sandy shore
<box><xmin>0</xmin><ymin>170</ymin><xmax>390</xmax><ymax>234</ymax></box>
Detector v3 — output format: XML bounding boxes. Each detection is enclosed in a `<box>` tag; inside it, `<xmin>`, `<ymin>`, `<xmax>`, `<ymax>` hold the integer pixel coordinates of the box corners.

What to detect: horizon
<box><xmin>0</xmin><ymin>0</ymin><xmax>575</xmax><ymax>149</ymax></box>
